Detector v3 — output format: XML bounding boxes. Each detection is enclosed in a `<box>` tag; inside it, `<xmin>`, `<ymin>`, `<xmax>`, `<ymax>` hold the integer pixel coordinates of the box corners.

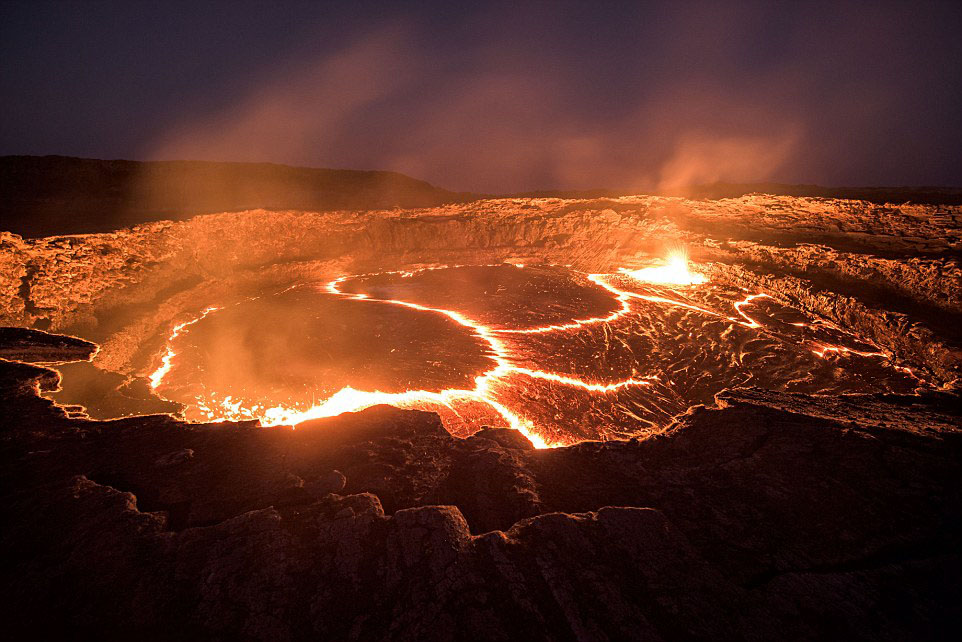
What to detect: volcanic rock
<box><xmin>472</xmin><ymin>426</ymin><xmax>537</xmax><ymax>450</ymax></box>
<box><xmin>0</xmin><ymin>326</ymin><xmax>96</xmax><ymax>362</ymax></box>
<box><xmin>1</xmin><ymin>194</ymin><xmax>958</xmax><ymax>388</ymax></box>
<box><xmin>0</xmin><ymin>326</ymin><xmax>959</xmax><ymax>639</ymax></box>
<box><xmin>1</xmin><ymin>192</ymin><xmax>961</xmax><ymax>639</ymax></box>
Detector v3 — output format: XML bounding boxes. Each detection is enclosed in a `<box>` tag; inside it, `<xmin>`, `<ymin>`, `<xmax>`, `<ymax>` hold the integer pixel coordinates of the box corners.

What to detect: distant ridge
<box><xmin>519</xmin><ymin>183</ymin><xmax>962</xmax><ymax>205</ymax></box>
<box><xmin>3</xmin><ymin>156</ymin><xmax>961</xmax><ymax>238</ymax></box>
<box><xmin>658</xmin><ymin>182</ymin><xmax>962</xmax><ymax>205</ymax></box>
<box><xmin>0</xmin><ymin>156</ymin><xmax>477</xmax><ymax>238</ymax></box>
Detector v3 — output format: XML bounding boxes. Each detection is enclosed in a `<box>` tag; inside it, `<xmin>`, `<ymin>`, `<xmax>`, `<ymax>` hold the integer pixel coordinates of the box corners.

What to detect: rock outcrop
<box><xmin>0</xmin><ymin>326</ymin><xmax>96</xmax><ymax>362</ymax></box>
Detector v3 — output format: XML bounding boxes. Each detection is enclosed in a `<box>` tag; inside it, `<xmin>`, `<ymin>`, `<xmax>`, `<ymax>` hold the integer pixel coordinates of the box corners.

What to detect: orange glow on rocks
<box><xmin>620</xmin><ymin>250</ymin><xmax>708</xmax><ymax>286</ymax></box>
<box><xmin>147</xmin><ymin>259</ymin><xmax>915</xmax><ymax>448</ymax></box>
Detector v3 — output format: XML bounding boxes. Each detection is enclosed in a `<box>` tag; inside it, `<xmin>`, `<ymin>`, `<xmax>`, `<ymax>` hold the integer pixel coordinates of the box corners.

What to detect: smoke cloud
<box><xmin>144</xmin><ymin>24</ymin><xmax>806</xmax><ymax>193</ymax></box>
<box><xmin>5</xmin><ymin>1</ymin><xmax>956</xmax><ymax>192</ymax></box>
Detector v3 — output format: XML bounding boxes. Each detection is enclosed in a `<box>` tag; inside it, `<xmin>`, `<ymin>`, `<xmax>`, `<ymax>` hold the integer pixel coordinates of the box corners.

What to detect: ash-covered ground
<box><xmin>1</xmin><ymin>194</ymin><xmax>960</xmax><ymax>640</ymax></box>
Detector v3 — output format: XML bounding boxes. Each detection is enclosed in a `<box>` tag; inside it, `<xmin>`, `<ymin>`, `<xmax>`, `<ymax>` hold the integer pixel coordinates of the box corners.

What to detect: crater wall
<box><xmin>2</xmin><ymin>194</ymin><xmax>958</xmax><ymax>385</ymax></box>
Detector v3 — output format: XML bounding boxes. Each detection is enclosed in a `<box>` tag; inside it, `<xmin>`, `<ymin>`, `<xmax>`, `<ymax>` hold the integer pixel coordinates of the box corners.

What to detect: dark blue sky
<box><xmin>2</xmin><ymin>0</ymin><xmax>961</xmax><ymax>192</ymax></box>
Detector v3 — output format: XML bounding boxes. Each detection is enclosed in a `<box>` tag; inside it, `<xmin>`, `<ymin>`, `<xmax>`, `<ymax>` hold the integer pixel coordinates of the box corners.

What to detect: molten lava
<box><xmin>620</xmin><ymin>250</ymin><xmax>708</xmax><ymax>286</ymax></box>
<box><xmin>145</xmin><ymin>252</ymin><xmax>918</xmax><ymax>448</ymax></box>
<box><xmin>148</xmin><ymin>306</ymin><xmax>221</xmax><ymax>388</ymax></box>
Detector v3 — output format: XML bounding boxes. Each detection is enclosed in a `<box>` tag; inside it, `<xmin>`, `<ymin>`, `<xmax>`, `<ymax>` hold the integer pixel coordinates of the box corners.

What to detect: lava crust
<box><xmin>1</xmin><ymin>194</ymin><xmax>960</xmax><ymax>639</ymax></box>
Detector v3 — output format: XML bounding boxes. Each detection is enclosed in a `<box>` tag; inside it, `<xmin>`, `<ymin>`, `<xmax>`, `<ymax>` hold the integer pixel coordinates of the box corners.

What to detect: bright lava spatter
<box><xmin>146</xmin><ymin>254</ymin><xmax>891</xmax><ymax>448</ymax></box>
<box><xmin>619</xmin><ymin>250</ymin><xmax>709</xmax><ymax>286</ymax></box>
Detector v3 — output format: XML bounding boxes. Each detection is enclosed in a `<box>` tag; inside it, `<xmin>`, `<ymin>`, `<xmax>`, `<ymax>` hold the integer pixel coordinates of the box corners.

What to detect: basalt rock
<box><xmin>0</xmin><ymin>330</ymin><xmax>959</xmax><ymax>640</ymax></box>
<box><xmin>0</xmin><ymin>326</ymin><xmax>96</xmax><ymax>363</ymax></box>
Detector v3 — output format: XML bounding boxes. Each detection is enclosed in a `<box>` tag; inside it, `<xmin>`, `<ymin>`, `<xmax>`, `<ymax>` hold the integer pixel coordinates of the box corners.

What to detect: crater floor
<box><xmin>116</xmin><ymin>263</ymin><xmax>921</xmax><ymax>446</ymax></box>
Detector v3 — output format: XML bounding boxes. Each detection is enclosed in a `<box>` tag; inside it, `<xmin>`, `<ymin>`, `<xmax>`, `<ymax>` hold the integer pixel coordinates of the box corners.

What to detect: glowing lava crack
<box><xmin>149</xmin><ymin>266</ymin><xmax>667</xmax><ymax>449</ymax></box>
<box><xmin>147</xmin><ymin>305</ymin><xmax>222</xmax><ymax>389</ymax></box>
<box><xmin>147</xmin><ymin>253</ymin><xmax>904</xmax><ymax>448</ymax></box>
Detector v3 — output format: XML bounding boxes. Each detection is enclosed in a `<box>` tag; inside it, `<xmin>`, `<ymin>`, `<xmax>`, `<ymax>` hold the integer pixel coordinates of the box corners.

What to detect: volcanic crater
<box><xmin>130</xmin><ymin>260</ymin><xmax>921</xmax><ymax>447</ymax></box>
<box><xmin>2</xmin><ymin>194</ymin><xmax>961</xmax><ymax>639</ymax></box>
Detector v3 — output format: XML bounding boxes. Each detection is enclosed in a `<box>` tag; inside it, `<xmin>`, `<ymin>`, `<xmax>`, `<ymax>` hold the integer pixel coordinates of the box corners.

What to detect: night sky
<box><xmin>2</xmin><ymin>0</ymin><xmax>961</xmax><ymax>192</ymax></box>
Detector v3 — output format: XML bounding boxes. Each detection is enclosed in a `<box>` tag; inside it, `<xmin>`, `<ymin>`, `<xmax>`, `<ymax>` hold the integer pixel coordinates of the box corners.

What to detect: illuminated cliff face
<box><xmin>7</xmin><ymin>195</ymin><xmax>956</xmax><ymax>441</ymax></box>
<box><xmin>145</xmin><ymin>258</ymin><xmax>918</xmax><ymax>447</ymax></box>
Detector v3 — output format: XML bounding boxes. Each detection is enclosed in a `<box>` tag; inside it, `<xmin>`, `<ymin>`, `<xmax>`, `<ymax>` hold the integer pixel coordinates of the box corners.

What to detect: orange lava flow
<box><xmin>147</xmin><ymin>306</ymin><xmax>221</xmax><ymax>389</ymax></box>
<box><xmin>810</xmin><ymin>343</ymin><xmax>888</xmax><ymax>359</ymax></box>
<box><xmin>146</xmin><ymin>254</ymin><xmax>899</xmax><ymax>447</ymax></box>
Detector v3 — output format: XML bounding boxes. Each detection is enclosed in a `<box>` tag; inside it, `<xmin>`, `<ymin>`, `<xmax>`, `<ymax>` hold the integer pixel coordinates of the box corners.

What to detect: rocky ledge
<box><xmin>1</xmin><ymin>329</ymin><xmax>959</xmax><ymax>640</ymax></box>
